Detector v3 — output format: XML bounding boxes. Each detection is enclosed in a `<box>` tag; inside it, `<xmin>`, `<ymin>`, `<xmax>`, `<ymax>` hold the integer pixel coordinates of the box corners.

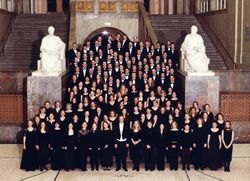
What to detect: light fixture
<box><xmin>104</xmin><ymin>22</ymin><xmax>111</xmax><ymax>26</ymax></box>
<box><xmin>102</xmin><ymin>31</ymin><xmax>108</xmax><ymax>35</ymax></box>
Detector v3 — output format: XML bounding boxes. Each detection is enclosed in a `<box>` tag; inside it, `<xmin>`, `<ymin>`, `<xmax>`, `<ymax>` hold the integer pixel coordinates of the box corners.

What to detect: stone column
<box><xmin>41</xmin><ymin>0</ymin><xmax>47</xmax><ymax>14</ymax></box>
<box><xmin>155</xmin><ymin>0</ymin><xmax>160</xmax><ymax>14</ymax></box>
<box><xmin>195</xmin><ymin>0</ymin><xmax>201</xmax><ymax>13</ymax></box>
<box><xmin>210</xmin><ymin>0</ymin><xmax>217</xmax><ymax>11</ymax></box>
<box><xmin>184</xmin><ymin>0</ymin><xmax>190</xmax><ymax>14</ymax></box>
<box><xmin>176</xmin><ymin>0</ymin><xmax>184</xmax><ymax>15</ymax></box>
<box><xmin>56</xmin><ymin>0</ymin><xmax>63</xmax><ymax>13</ymax></box>
<box><xmin>160</xmin><ymin>0</ymin><xmax>164</xmax><ymax>14</ymax></box>
<box><xmin>168</xmin><ymin>0</ymin><xmax>174</xmax><ymax>14</ymax></box>
<box><xmin>22</xmin><ymin>0</ymin><xmax>31</xmax><ymax>14</ymax></box>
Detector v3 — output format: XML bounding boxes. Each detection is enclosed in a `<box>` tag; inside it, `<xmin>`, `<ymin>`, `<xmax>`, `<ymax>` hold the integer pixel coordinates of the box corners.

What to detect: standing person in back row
<box><xmin>114</xmin><ymin>115</ymin><xmax>130</xmax><ymax>171</ymax></box>
<box><xmin>221</xmin><ymin>121</ymin><xmax>234</xmax><ymax>172</ymax></box>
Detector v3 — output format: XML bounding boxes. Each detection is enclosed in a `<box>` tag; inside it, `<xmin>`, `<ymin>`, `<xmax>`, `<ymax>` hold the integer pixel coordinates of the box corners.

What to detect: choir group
<box><xmin>21</xmin><ymin>34</ymin><xmax>234</xmax><ymax>173</ymax></box>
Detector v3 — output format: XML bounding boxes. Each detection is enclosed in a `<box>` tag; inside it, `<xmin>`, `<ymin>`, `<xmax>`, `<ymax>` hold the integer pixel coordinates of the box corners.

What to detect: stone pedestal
<box><xmin>27</xmin><ymin>72</ymin><xmax>68</xmax><ymax>119</ymax></box>
<box><xmin>179</xmin><ymin>71</ymin><xmax>220</xmax><ymax>113</ymax></box>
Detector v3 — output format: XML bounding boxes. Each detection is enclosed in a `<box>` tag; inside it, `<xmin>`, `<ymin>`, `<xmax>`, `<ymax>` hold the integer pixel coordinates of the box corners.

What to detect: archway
<box><xmin>84</xmin><ymin>27</ymin><xmax>129</xmax><ymax>45</ymax></box>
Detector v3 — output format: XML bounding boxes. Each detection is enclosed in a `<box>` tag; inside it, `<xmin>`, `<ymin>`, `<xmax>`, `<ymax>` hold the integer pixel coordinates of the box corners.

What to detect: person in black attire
<box><xmin>101</xmin><ymin>121</ymin><xmax>113</xmax><ymax>171</ymax></box>
<box><xmin>21</xmin><ymin>120</ymin><xmax>37</xmax><ymax>171</ymax></box>
<box><xmin>180</xmin><ymin>124</ymin><xmax>193</xmax><ymax>170</ymax></box>
<box><xmin>63</xmin><ymin>123</ymin><xmax>78</xmax><ymax>171</ymax></box>
<box><xmin>50</xmin><ymin>122</ymin><xmax>63</xmax><ymax>170</ymax></box>
<box><xmin>78</xmin><ymin>122</ymin><xmax>89</xmax><ymax>171</ymax></box>
<box><xmin>155</xmin><ymin>124</ymin><xmax>167</xmax><ymax>171</ymax></box>
<box><xmin>221</xmin><ymin>121</ymin><xmax>234</xmax><ymax>172</ymax></box>
<box><xmin>193</xmin><ymin>117</ymin><xmax>207</xmax><ymax>170</ymax></box>
<box><xmin>88</xmin><ymin>123</ymin><xmax>101</xmax><ymax>171</ymax></box>
<box><xmin>113</xmin><ymin>115</ymin><xmax>130</xmax><ymax>171</ymax></box>
<box><xmin>168</xmin><ymin>121</ymin><xmax>180</xmax><ymax>171</ymax></box>
<box><xmin>67</xmin><ymin>42</ymin><xmax>80</xmax><ymax>65</ymax></box>
<box><xmin>143</xmin><ymin>121</ymin><xmax>155</xmax><ymax>171</ymax></box>
<box><xmin>130</xmin><ymin>120</ymin><xmax>142</xmax><ymax>171</ymax></box>
<box><xmin>36</xmin><ymin>121</ymin><xmax>49</xmax><ymax>171</ymax></box>
<box><xmin>207</xmin><ymin>121</ymin><xmax>222</xmax><ymax>171</ymax></box>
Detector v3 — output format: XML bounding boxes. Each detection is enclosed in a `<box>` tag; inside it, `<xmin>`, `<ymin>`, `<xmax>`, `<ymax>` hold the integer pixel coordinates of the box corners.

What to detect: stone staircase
<box><xmin>0</xmin><ymin>14</ymin><xmax>69</xmax><ymax>71</ymax></box>
<box><xmin>149</xmin><ymin>15</ymin><xmax>227</xmax><ymax>70</ymax></box>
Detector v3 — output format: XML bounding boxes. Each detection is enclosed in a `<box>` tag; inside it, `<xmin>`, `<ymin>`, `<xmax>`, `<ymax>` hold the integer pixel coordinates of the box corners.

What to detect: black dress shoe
<box><xmin>123</xmin><ymin>168</ymin><xmax>128</xmax><ymax>171</ymax></box>
<box><xmin>116</xmin><ymin>168</ymin><xmax>120</xmax><ymax>171</ymax></box>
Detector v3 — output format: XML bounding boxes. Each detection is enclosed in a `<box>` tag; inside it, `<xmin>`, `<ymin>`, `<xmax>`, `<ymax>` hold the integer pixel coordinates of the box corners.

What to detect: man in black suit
<box><xmin>114</xmin><ymin>115</ymin><xmax>130</xmax><ymax>171</ymax></box>
<box><xmin>168</xmin><ymin>43</ymin><xmax>179</xmax><ymax>65</ymax></box>
<box><xmin>121</xmin><ymin>34</ymin><xmax>129</xmax><ymax>52</ymax></box>
<box><xmin>67</xmin><ymin>42</ymin><xmax>79</xmax><ymax>65</ymax></box>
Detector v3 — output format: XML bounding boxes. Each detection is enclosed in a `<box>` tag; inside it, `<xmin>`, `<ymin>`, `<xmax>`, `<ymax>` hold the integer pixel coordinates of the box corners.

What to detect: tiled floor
<box><xmin>0</xmin><ymin>144</ymin><xmax>249</xmax><ymax>181</ymax></box>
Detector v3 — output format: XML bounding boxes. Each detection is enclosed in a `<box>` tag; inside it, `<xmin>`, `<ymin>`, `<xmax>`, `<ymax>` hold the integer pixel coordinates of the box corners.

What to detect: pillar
<box><xmin>168</xmin><ymin>0</ymin><xmax>174</xmax><ymax>14</ymax></box>
<box><xmin>210</xmin><ymin>0</ymin><xmax>217</xmax><ymax>11</ymax></box>
<box><xmin>195</xmin><ymin>0</ymin><xmax>201</xmax><ymax>13</ymax></box>
<box><xmin>160</xmin><ymin>0</ymin><xmax>164</xmax><ymax>14</ymax></box>
<box><xmin>22</xmin><ymin>0</ymin><xmax>30</xmax><ymax>14</ymax></box>
<box><xmin>56</xmin><ymin>0</ymin><xmax>63</xmax><ymax>13</ymax></box>
<box><xmin>184</xmin><ymin>0</ymin><xmax>190</xmax><ymax>14</ymax></box>
<box><xmin>41</xmin><ymin>0</ymin><xmax>47</xmax><ymax>13</ymax></box>
<box><xmin>176</xmin><ymin>0</ymin><xmax>184</xmax><ymax>15</ymax></box>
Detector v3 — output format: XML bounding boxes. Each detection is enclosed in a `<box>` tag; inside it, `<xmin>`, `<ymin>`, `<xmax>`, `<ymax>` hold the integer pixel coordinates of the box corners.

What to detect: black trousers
<box><xmin>169</xmin><ymin>145</ymin><xmax>179</xmax><ymax>170</ymax></box>
<box><xmin>131</xmin><ymin>144</ymin><xmax>141</xmax><ymax>170</ymax></box>
<box><xmin>144</xmin><ymin>146</ymin><xmax>155</xmax><ymax>170</ymax></box>
<box><xmin>78</xmin><ymin>146</ymin><xmax>88</xmax><ymax>170</ymax></box>
<box><xmin>181</xmin><ymin>147</ymin><xmax>191</xmax><ymax>168</ymax></box>
<box><xmin>115</xmin><ymin>142</ymin><xmax>128</xmax><ymax>169</ymax></box>
<box><xmin>194</xmin><ymin>146</ymin><xmax>206</xmax><ymax>169</ymax></box>
<box><xmin>156</xmin><ymin>147</ymin><xmax>165</xmax><ymax>170</ymax></box>
<box><xmin>90</xmin><ymin>148</ymin><xmax>100</xmax><ymax>169</ymax></box>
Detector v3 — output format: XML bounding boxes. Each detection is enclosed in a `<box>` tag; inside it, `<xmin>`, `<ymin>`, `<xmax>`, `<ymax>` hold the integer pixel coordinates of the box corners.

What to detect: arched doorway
<box><xmin>84</xmin><ymin>27</ymin><xmax>129</xmax><ymax>45</ymax></box>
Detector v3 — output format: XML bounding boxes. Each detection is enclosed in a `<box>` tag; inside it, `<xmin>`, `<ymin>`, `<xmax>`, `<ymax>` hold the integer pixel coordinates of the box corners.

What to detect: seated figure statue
<box><xmin>180</xmin><ymin>25</ymin><xmax>210</xmax><ymax>73</ymax></box>
<box><xmin>37</xmin><ymin>26</ymin><xmax>66</xmax><ymax>74</ymax></box>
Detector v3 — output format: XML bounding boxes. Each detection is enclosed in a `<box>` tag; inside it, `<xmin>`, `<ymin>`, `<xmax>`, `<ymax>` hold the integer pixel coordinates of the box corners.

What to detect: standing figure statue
<box><xmin>38</xmin><ymin>26</ymin><xmax>66</xmax><ymax>74</ymax></box>
<box><xmin>180</xmin><ymin>25</ymin><xmax>210</xmax><ymax>73</ymax></box>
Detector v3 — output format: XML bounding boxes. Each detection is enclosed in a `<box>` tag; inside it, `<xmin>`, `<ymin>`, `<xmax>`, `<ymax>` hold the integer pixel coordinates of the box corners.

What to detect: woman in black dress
<box><xmin>21</xmin><ymin>120</ymin><xmax>37</xmax><ymax>171</ymax></box>
<box><xmin>168</xmin><ymin>121</ymin><xmax>180</xmax><ymax>171</ymax></box>
<box><xmin>207</xmin><ymin>121</ymin><xmax>222</xmax><ymax>171</ymax></box>
<box><xmin>155</xmin><ymin>124</ymin><xmax>167</xmax><ymax>171</ymax></box>
<box><xmin>180</xmin><ymin>124</ymin><xmax>193</xmax><ymax>170</ymax></box>
<box><xmin>88</xmin><ymin>123</ymin><xmax>101</xmax><ymax>171</ymax></box>
<box><xmin>36</xmin><ymin>121</ymin><xmax>49</xmax><ymax>171</ymax></box>
<box><xmin>101</xmin><ymin>121</ymin><xmax>113</xmax><ymax>171</ymax></box>
<box><xmin>143</xmin><ymin>121</ymin><xmax>155</xmax><ymax>171</ymax></box>
<box><xmin>221</xmin><ymin>121</ymin><xmax>234</xmax><ymax>172</ymax></box>
<box><xmin>78</xmin><ymin>122</ymin><xmax>89</xmax><ymax>171</ymax></box>
<box><xmin>50</xmin><ymin>122</ymin><xmax>63</xmax><ymax>170</ymax></box>
<box><xmin>130</xmin><ymin>120</ymin><xmax>142</xmax><ymax>171</ymax></box>
<box><xmin>193</xmin><ymin>117</ymin><xmax>207</xmax><ymax>170</ymax></box>
<box><xmin>64</xmin><ymin>123</ymin><xmax>78</xmax><ymax>171</ymax></box>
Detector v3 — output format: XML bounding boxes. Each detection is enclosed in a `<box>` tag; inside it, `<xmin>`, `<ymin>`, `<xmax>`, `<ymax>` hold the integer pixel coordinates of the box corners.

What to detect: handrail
<box><xmin>188</xmin><ymin>0</ymin><xmax>237</xmax><ymax>70</ymax></box>
<box><xmin>0</xmin><ymin>0</ymin><xmax>22</xmax><ymax>60</ymax></box>
<box><xmin>138</xmin><ymin>3</ymin><xmax>158</xmax><ymax>46</ymax></box>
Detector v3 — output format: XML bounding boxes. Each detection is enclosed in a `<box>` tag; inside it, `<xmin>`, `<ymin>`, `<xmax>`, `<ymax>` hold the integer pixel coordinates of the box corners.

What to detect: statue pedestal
<box><xmin>27</xmin><ymin>71</ymin><xmax>68</xmax><ymax>119</ymax></box>
<box><xmin>179</xmin><ymin>71</ymin><xmax>220</xmax><ymax>113</ymax></box>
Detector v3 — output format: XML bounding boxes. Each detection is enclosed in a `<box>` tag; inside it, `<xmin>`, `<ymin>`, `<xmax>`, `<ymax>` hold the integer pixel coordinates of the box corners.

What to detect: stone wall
<box><xmin>75</xmin><ymin>13</ymin><xmax>139</xmax><ymax>44</ymax></box>
<box><xmin>0</xmin><ymin>71</ymin><xmax>30</xmax><ymax>93</ymax></box>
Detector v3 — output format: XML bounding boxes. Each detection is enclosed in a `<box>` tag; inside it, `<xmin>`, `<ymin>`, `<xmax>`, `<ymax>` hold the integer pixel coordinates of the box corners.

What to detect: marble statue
<box><xmin>37</xmin><ymin>26</ymin><xmax>66</xmax><ymax>74</ymax></box>
<box><xmin>180</xmin><ymin>25</ymin><xmax>210</xmax><ymax>73</ymax></box>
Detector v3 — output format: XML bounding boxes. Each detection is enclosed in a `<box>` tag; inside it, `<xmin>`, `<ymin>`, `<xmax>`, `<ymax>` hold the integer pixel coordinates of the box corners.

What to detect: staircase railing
<box><xmin>0</xmin><ymin>0</ymin><xmax>22</xmax><ymax>60</ymax></box>
<box><xmin>189</xmin><ymin>0</ymin><xmax>237</xmax><ymax>70</ymax></box>
<box><xmin>138</xmin><ymin>3</ymin><xmax>158</xmax><ymax>46</ymax></box>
